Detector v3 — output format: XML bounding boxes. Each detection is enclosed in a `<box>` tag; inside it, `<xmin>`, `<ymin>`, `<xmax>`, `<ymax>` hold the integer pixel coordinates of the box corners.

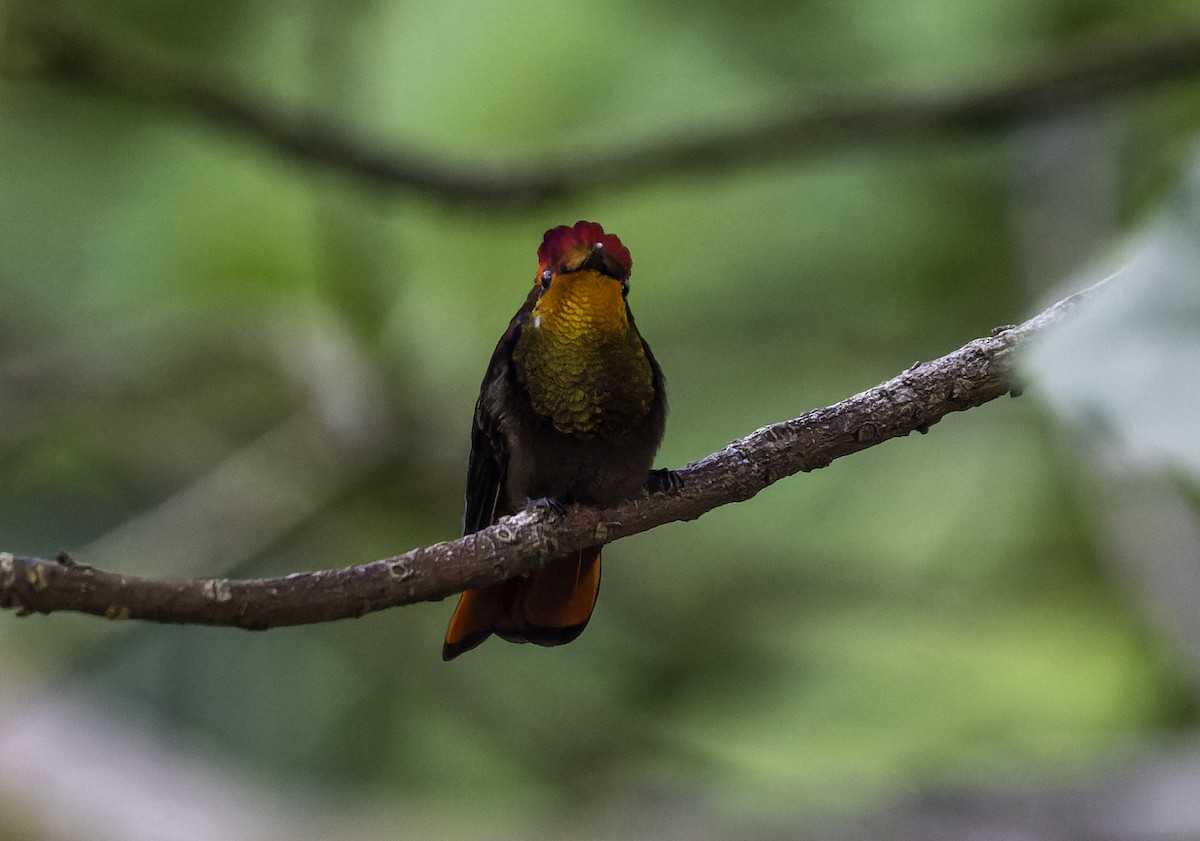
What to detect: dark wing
<box><xmin>461</xmin><ymin>305</ymin><xmax>529</xmax><ymax>536</ymax></box>
<box><xmin>462</xmin><ymin>392</ymin><xmax>505</xmax><ymax>536</ymax></box>
<box><xmin>628</xmin><ymin>304</ymin><xmax>668</xmax><ymax>438</ymax></box>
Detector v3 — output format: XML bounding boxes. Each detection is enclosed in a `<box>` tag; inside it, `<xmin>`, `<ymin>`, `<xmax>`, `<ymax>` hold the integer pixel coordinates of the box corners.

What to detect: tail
<box><xmin>442</xmin><ymin>548</ymin><xmax>601</xmax><ymax>661</ymax></box>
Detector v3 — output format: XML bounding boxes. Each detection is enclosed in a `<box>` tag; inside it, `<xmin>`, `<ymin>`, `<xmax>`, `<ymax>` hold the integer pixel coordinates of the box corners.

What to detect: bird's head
<box><xmin>527</xmin><ymin>221</ymin><xmax>634</xmax><ymax>335</ymax></box>
<box><xmin>535</xmin><ymin>221</ymin><xmax>632</xmax><ymax>289</ymax></box>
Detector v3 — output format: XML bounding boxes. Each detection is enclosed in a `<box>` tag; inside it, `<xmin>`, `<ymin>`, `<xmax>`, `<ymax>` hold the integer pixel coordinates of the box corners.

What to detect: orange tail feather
<box><xmin>442</xmin><ymin>548</ymin><xmax>601</xmax><ymax>661</ymax></box>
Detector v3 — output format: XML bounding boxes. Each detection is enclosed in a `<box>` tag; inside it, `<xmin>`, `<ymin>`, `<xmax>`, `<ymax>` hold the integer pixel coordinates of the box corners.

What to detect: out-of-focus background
<box><xmin>2</xmin><ymin>1</ymin><xmax>1200</xmax><ymax>839</ymax></box>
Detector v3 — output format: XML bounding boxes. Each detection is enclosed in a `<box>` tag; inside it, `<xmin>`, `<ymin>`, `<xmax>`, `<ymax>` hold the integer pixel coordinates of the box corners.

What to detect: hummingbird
<box><xmin>443</xmin><ymin>221</ymin><xmax>667</xmax><ymax>660</ymax></box>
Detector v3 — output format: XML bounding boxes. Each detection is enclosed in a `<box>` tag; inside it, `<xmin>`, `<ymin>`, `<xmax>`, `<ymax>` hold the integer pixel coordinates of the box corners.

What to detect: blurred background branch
<box><xmin>5</xmin><ymin>4</ymin><xmax>1200</xmax><ymax>205</ymax></box>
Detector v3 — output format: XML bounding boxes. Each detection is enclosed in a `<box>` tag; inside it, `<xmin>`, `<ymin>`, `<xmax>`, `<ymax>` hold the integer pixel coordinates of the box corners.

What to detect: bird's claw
<box><xmin>524</xmin><ymin>497</ymin><xmax>567</xmax><ymax>518</ymax></box>
<box><xmin>644</xmin><ymin>468</ymin><xmax>682</xmax><ymax>495</ymax></box>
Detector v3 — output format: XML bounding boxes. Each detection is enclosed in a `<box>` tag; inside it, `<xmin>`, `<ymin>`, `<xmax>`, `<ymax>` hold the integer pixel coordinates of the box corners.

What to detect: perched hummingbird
<box><xmin>442</xmin><ymin>221</ymin><xmax>667</xmax><ymax>660</ymax></box>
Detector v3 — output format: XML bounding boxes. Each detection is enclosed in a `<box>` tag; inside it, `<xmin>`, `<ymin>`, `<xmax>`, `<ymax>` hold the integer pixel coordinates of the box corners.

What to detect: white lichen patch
<box><xmin>202</xmin><ymin>579</ymin><xmax>233</xmax><ymax>603</ymax></box>
<box><xmin>25</xmin><ymin>563</ymin><xmax>50</xmax><ymax>590</ymax></box>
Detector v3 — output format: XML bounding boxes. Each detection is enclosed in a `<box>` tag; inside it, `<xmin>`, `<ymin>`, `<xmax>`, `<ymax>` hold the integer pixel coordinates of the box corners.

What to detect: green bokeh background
<box><xmin>2</xmin><ymin>1</ymin><xmax>1199</xmax><ymax>838</ymax></box>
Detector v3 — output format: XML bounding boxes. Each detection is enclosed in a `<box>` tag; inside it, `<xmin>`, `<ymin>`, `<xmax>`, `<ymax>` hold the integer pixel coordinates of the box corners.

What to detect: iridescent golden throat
<box><xmin>513</xmin><ymin>269</ymin><xmax>654</xmax><ymax>437</ymax></box>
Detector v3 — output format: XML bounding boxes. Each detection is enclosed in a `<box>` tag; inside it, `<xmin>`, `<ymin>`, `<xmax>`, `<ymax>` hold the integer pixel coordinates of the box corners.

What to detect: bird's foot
<box><xmin>644</xmin><ymin>468</ymin><xmax>682</xmax><ymax>495</ymax></box>
<box><xmin>524</xmin><ymin>497</ymin><xmax>568</xmax><ymax>518</ymax></box>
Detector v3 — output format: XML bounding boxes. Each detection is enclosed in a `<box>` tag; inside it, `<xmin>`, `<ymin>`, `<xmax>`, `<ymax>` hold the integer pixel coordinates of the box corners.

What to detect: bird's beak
<box><xmin>579</xmin><ymin>243</ymin><xmax>624</xmax><ymax>279</ymax></box>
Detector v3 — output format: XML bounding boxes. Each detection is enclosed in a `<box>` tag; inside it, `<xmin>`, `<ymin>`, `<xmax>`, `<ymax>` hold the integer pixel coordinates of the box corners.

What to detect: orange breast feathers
<box><xmin>514</xmin><ymin>270</ymin><xmax>655</xmax><ymax>437</ymax></box>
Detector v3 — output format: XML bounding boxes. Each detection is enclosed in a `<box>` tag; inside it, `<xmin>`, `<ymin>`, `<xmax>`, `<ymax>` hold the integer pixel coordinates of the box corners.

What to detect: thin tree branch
<box><xmin>7</xmin><ymin>6</ymin><xmax>1200</xmax><ymax>206</ymax></box>
<box><xmin>0</xmin><ymin>277</ymin><xmax>1109</xmax><ymax>629</ymax></box>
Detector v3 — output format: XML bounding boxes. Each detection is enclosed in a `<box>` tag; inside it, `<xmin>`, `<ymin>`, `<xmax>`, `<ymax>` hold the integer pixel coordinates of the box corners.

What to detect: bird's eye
<box><xmin>540</xmin><ymin>269</ymin><xmax>552</xmax><ymax>289</ymax></box>
<box><xmin>621</xmin><ymin>279</ymin><xmax>630</xmax><ymax>296</ymax></box>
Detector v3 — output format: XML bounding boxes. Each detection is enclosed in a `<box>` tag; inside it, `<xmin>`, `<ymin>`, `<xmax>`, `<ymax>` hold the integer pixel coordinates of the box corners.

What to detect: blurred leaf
<box><xmin>1025</xmin><ymin>147</ymin><xmax>1200</xmax><ymax>486</ymax></box>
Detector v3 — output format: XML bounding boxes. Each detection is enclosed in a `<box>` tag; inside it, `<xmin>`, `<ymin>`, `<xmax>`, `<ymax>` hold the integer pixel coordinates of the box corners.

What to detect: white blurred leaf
<box><xmin>1026</xmin><ymin>149</ymin><xmax>1200</xmax><ymax>482</ymax></box>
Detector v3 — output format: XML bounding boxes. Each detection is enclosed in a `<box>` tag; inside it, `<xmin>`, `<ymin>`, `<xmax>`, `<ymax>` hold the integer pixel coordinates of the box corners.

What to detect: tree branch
<box><xmin>0</xmin><ymin>278</ymin><xmax>1108</xmax><ymax>630</ymax></box>
<box><xmin>8</xmin><ymin>6</ymin><xmax>1200</xmax><ymax>206</ymax></box>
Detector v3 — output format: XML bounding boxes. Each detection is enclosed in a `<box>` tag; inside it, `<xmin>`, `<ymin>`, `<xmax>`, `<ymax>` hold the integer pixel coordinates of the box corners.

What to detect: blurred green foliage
<box><xmin>2</xmin><ymin>0</ymin><xmax>1200</xmax><ymax>838</ymax></box>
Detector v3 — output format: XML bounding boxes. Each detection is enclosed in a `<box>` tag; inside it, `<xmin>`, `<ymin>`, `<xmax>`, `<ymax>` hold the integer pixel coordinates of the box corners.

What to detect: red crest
<box><xmin>537</xmin><ymin>221</ymin><xmax>632</xmax><ymax>279</ymax></box>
